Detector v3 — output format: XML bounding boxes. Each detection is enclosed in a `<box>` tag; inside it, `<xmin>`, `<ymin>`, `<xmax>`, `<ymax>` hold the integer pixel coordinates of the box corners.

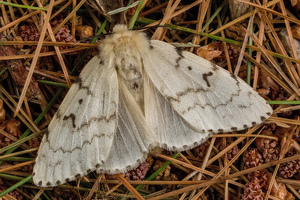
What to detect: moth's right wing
<box><xmin>144</xmin><ymin>75</ymin><xmax>213</xmax><ymax>151</ymax></box>
<box><xmin>143</xmin><ymin>40</ymin><xmax>272</xmax><ymax>134</ymax></box>
<box><xmin>33</xmin><ymin>56</ymin><xmax>118</xmax><ymax>187</ymax></box>
<box><xmin>142</xmin><ymin>40</ymin><xmax>272</xmax><ymax>151</ymax></box>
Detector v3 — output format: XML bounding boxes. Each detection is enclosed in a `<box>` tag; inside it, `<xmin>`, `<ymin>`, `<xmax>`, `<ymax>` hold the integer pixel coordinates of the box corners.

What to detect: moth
<box><xmin>33</xmin><ymin>24</ymin><xmax>272</xmax><ymax>187</ymax></box>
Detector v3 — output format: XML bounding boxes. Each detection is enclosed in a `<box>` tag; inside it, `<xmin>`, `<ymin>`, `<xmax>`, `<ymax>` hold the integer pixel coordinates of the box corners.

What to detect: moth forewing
<box><xmin>33</xmin><ymin>56</ymin><xmax>119</xmax><ymax>187</ymax></box>
<box><xmin>142</xmin><ymin>39</ymin><xmax>272</xmax><ymax>134</ymax></box>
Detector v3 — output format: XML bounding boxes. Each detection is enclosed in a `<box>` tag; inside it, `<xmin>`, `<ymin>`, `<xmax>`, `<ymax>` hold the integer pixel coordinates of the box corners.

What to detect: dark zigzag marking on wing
<box><xmin>45</xmin><ymin>131</ymin><xmax>112</xmax><ymax>154</ymax></box>
<box><xmin>45</xmin><ymin>110</ymin><xmax>117</xmax><ymax>153</ymax></box>
<box><xmin>175</xmin><ymin>48</ymin><xmax>184</xmax><ymax>68</ymax></box>
<box><xmin>161</xmin><ymin>73</ymin><xmax>270</xmax><ymax>128</ymax></box>
<box><xmin>151</xmin><ymin>42</ymin><xmax>184</xmax><ymax>68</ymax></box>
<box><xmin>75</xmin><ymin>77</ymin><xmax>93</xmax><ymax>95</ymax></box>
<box><xmin>74</xmin><ymin>101</ymin><xmax>117</xmax><ymax>132</ymax></box>
<box><xmin>75</xmin><ymin>111</ymin><xmax>117</xmax><ymax>132</ymax></box>
<box><xmin>166</xmin><ymin>72</ymin><xmax>240</xmax><ymax>102</ymax></box>
<box><xmin>161</xmin><ymin>72</ymin><xmax>262</xmax><ymax>113</ymax></box>
<box><xmin>164</xmin><ymin>86</ymin><xmax>240</xmax><ymax>109</ymax></box>
<box><xmin>63</xmin><ymin>114</ymin><xmax>76</xmax><ymax>128</ymax></box>
<box><xmin>163</xmin><ymin>87</ymin><xmax>209</xmax><ymax>103</ymax></box>
<box><xmin>185</xmin><ymin>88</ymin><xmax>247</xmax><ymax>112</ymax></box>
<box><xmin>38</xmin><ymin>159</ymin><xmax>105</xmax><ymax>187</ymax></box>
<box><xmin>202</xmin><ymin>71</ymin><xmax>213</xmax><ymax>87</ymax></box>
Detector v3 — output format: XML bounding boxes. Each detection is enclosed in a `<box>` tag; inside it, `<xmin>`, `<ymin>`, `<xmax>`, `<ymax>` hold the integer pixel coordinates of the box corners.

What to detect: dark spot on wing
<box><xmin>38</xmin><ymin>181</ymin><xmax>42</xmax><ymax>186</ymax></box>
<box><xmin>231</xmin><ymin>127</ymin><xmax>238</xmax><ymax>131</ymax></box>
<box><xmin>188</xmin><ymin>66</ymin><xmax>192</xmax><ymax>70</ymax></box>
<box><xmin>56</xmin><ymin>180</ymin><xmax>61</xmax><ymax>185</ymax></box>
<box><xmin>148</xmin><ymin>39</ymin><xmax>154</xmax><ymax>49</ymax></box>
<box><xmin>252</xmin><ymin>122</ymin><xmax>256</xmax><ymax>126</ymax></box>
<box><xmin>46</xmin><ymin>182</ymin><xmax>51</xmax><ymax>186</ymax></box>
<box><xmin>261</xmin><ymin>116</ymin><xmax>266</xmax><ymax>121</ymax></box>
<box><xmin>75</xmin><ymin>174</ymin><xmax>81</xmax><ymax>179</ymax></box>
<box><xmin>202</xmin><ymin>71</ymin><xmax>213</xmax><ymax>87</ymax></box>
<box><xmin>79</xmin><ymin>99</ymin><xmax>83</xmax><ymax>104</ymax></box>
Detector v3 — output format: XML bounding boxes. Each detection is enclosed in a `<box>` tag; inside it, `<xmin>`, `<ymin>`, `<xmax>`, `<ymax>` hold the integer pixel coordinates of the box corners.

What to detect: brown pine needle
<box><xmin>14</xmin><ymin>0</ymin><xmax>55</xmax><ymax>116</ymax></box>
<box><xmin>116</xmin><ymin>174</ymin><xmax>145</xmax><ymax>200</ymax></box>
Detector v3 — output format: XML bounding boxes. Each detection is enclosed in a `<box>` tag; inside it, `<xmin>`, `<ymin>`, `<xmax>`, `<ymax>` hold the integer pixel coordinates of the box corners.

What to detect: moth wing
<box><xmin>143</xmin><ymin>40</ymin><xmax>272</xmax><ymax>135</ymax></box>
<box><xmin>144</xmin><ymin>74</ymin><xmax>213</xmax><ymax>150</ymax></box>
<box><xmin>33</xmin><ymin>56</ymin><xmax>118</xmax><ymax>187</ymax></box>
<box><xmin>97</xmin><ymin>80</ymin><xmax>156</xmax><ymax>174</ymax></box>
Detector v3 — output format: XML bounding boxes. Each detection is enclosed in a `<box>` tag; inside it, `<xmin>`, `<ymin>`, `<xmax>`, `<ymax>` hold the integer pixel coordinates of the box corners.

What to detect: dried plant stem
<box><xmin>236</xmin><ymin>0</ymin><xmax>300</xmax><ymax>25</ymax></box>
<box><xmin>117</xmin><ymin>174</ymin><xmax>145</xmax><ymax>200</ymax></box>
<box><xmin>14</xmin><ymin>0</ymin><xmax>55</xmax><ymax>116</ymax></box>
<box><xmin>0</xmin><ymin>47</ymin><xmax>89</xmax><ymax>61</ymax></box>
<box><xmin>32</xmin><ymin>188</ymin><xmax>45</xmax><ymax>200</ymax></box>
<box><xmin>0</xmin><ymin>160</ymin><xmax>35</xmax><ymax>173</ymax></box>
<box><xmin>86</xmin><ymin>174</ymin><xmax>102</xmax><ymax>200</ymax></box>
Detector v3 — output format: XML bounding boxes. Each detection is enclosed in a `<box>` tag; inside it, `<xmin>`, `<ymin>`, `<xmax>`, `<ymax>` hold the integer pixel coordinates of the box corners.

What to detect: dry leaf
<box><xmin>291</xmin><ymin>25</ymin><xmax>300</xmax><ymax>40</ymax></box>
<box><xmin>290</xmin><ymin>0</ymin><xmax>300</xmax><ymax>11</ymax></box>
<box><xmin>196</xmin><ymin>42</ymin><xmax>222</xmax><ymax>61</ymax></box>
<box><xmin>76</xmin><ymin>25</ymin><xmax>93</xmax><ymax>39</ymax></box>
<box><xmin>225</xmin><ymin>24</ymin><xmax>245</xmax><ymax>41</ymax></box>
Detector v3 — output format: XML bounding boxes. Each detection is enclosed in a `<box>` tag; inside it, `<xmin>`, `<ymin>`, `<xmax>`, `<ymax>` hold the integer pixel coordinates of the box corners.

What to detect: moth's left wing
<box><xmin>142</xmin><ymin>40</ymin><xmax>272</xmax><ymax>140</ymax></box>
<box><xmin>33</xmin><ymin>56</ymin><xmax>118</xmax><ymax>187</ymax></box>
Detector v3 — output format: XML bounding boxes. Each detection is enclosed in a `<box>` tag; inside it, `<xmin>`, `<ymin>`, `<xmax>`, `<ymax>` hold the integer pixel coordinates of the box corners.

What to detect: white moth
<box><xmin>33</xmin><ymin>24</ymin><xmax>272</xmax><ymax>187</ymax></box>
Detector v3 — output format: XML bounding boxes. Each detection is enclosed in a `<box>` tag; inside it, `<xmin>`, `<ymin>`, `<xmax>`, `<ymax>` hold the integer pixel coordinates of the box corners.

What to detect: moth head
<box><xmin>100</xmin><ymin>24</ymin><xmax>149</xmax><ymax>60</ymax></box>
